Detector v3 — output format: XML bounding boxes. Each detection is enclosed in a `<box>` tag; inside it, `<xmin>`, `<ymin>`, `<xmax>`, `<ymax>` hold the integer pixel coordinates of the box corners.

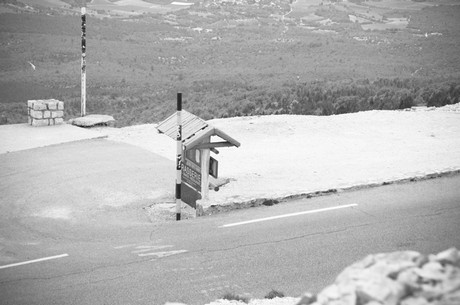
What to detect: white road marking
<box><xmin>139</xmin><ymin>250</ymin><xmax>188</xmax><ymax>258</ymax></box>
<box><xmin>131</xmin><ymin>245</ymin><xmax>174</xmax><ymax>253</ymax></box>
<box><xmin>113</xmin><ymin>242</ymin><xmax>187</xmax><ymax>260</ymax></box>
<box><xmin>0</xmin><ymin>253</ymin><xmax>69</xmax><ymax>270</ymax></box>
<box><xmin>220</xmin><ymin>204</ymin><xmax>359</xmax><ymax>228</ymax></box>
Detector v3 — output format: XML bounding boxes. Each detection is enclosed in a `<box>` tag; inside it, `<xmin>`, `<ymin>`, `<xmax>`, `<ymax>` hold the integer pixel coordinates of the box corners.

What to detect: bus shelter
<box><xmin>157</xmin><ymin>110</ymin><xmax>240</xmax><ymax>209</ymax></box>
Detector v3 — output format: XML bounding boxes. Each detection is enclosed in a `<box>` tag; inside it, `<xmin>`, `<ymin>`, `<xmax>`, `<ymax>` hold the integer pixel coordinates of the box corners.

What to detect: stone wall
<box><xmin>28</xmin><ymin>99</ymin><xmax>64</xmax><ymax>127</ymax></box>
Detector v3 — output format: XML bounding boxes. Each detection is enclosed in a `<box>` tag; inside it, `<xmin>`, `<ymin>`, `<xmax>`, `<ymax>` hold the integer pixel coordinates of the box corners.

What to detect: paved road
<box><xmin>0</xmin><ymin>169</ymin><xmax>459</xmax><ymax>305</ymax></box>
<box><xmin>0</xmin><ymin>138</ymin><xmax>175</xmax><ymax>248</ymax></box>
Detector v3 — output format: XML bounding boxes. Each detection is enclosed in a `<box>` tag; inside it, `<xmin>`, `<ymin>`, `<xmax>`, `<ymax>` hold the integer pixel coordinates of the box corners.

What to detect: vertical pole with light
<box><xmin>175</xmin><ymin>93</ymin><xmax>183</xmax><ymax>221</ymax></box>
<box><xmin>81</xmin><ymin>0</ymin><xmax>87</xmax><ymax>117</ymax></box>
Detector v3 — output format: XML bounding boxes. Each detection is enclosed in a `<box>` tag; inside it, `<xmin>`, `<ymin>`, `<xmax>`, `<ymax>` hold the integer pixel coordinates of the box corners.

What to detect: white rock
<box><xmin>397</xmin><ymin>268</ymin><xmax>421</xmax><ymax>291</ymax></box>
<box><xmin>400</xmin><ymin>296</ymin><xmax>431</xmax><ymax>305</ymax></box>
<box><xmin>415</xmin><ymin>261</ymin><xmax>445</xmax><ymax>281</ymax></box>
<box><xmin>355</xmin><ymin>275</ymin><xmax>406</xmax><ymax>305</ymax></box>
<box><xmin>436</xmin><ymin>248</ymin><xmax>460</xmax><ymax>266</ymax></box>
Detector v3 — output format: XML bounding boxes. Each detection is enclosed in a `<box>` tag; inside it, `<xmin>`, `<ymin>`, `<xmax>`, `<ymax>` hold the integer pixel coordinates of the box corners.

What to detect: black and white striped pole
<box><xmin>175</xmin><ymin>93</ymin><xmax>183</xmax><ymax>221</ymax></box>
<box><xmin>81</xmin><ymin>0</ymin><xmax>87</xmax><ymax>117</ymax></box>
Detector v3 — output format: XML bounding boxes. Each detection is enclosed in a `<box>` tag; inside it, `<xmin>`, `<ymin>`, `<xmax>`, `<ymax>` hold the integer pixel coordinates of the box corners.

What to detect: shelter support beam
<box><xmin>193</xmin><ymin>142</ymin><xmax>235</xmax><ymax>150</ymax></box>
<box><xmin>200</xmin><ymin>138</ymin><xmax>211</xmax><ymax>201</ymax></box>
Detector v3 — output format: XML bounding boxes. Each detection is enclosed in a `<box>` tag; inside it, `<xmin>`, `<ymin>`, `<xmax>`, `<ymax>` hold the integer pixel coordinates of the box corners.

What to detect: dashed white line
<box><xmin>219</xmin><ymin>204</ymin><xmax>359</xmax><ymax>228</ymax></box>
<box><xmin>131</xmin><ymin>245</ymin><xmax>174</xmax><ymax>254</ymax></box>
<box><xmin>0</xmin><ymin>253</ymin><xmax>69</xmax><ymax>270</ymax></box>
<box><xmin>139</xmin><ymin>250</ymin><xmax>188</xmax><ymax>258</ymax></box>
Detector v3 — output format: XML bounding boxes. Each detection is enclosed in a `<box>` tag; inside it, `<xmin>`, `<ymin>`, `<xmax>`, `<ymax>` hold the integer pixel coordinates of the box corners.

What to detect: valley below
<box><xmin>0</xmin><ymin>0</ymin><xmax>459</xmax><ymax>126</ymax></box>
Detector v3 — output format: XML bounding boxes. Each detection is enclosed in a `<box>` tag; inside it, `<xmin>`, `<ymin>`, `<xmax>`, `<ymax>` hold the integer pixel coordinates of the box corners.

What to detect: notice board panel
<box><xmin>181</xmin><ymin>152</ymin><xmax>202</xmax><ymax>208</ymax></box>
<box><xmin>181</xmin><ymin>183</ymin><xmax>201</xmax><ymax>209</ymax></box>
<box><xmin>182</xmin><ymin>158</ymin><xmax>201</xmax><ymax>192</ymax></box>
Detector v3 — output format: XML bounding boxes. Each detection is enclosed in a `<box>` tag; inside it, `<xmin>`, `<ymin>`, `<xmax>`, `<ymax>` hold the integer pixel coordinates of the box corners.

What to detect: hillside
<box><xmin>1</xmin><ymin>0</ymin><xmax>460</xmax><ymax>126</ymax></box>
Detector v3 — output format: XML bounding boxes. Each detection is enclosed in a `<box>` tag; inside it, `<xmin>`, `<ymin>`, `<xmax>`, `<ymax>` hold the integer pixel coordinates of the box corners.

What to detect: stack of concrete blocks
<box><xmin>28</xmin><ymin>99</ymin><xmax>64</xmax><ymax>127</ymax></box>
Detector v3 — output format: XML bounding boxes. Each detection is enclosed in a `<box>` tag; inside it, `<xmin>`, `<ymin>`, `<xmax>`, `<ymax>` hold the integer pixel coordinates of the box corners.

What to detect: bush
<box><xmin>265</xmin><ymin>289</ymin><xmax>285</xmax><ymax>299</ymax></box>
<box><xmin>222</xmin><ymin>293</ymin><xmax>249</xmax><ymax>303</ymax></box>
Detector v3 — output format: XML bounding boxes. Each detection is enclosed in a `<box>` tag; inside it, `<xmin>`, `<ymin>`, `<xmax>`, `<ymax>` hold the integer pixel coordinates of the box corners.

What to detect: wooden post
<box><xmin>81</xmin><ymin>0</ymin><xmax>87</xmax><ymax>117</ymax></box>
<box><xmin>200</xmin><ymin>137</ymin><xmax>210</xmax><ymax>201</ymax></box>
<box><xmin>175</xmin><ymin>93</ymin><xmax>183</xmax><ymax>221</ymax></box>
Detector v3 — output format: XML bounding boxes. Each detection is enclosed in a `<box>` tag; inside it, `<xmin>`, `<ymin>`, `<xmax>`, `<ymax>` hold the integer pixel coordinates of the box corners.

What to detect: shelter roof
<box><xmin>156</xmin><ymin>110</ymin><xmax>240</xmax><ymax>150</ymax></box>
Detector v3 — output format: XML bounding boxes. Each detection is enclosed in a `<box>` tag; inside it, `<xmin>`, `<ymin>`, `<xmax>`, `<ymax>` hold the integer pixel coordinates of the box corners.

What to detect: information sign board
<box><xmin>182</xmin><ymin>158</ymin><xmax>201</xmax><ymax>192</ymax></box>
<box><xmin>181</xmin><ymin>151</ymin><xmax>202</xmax><ymax>208</ymax></box>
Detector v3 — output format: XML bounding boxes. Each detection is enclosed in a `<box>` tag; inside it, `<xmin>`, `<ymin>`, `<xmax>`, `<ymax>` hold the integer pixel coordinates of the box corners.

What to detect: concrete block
<box><xmin>69</xmin><ymin>114</ymin><xmax>115</xmax><ymax>127</ymax></box>
<box><xmin>54</xmin><ymin>117</ymin><xmax>64</xmax><ymax>125</ymax></box>
<box><xmin>28</xmin><ymin>100</ymin><xmax>35</xmax><ymax>108</ymax></box>
<box><xmin>43</xmin><ymin>111</ymin><xmax>51</xmax><ymax>118</ymax></box>
<box><xmin>28</xmin><ymin>116</ymin><xmax>32</xmax><ymax>125</ymax></box>
<box><xmin>51</xmin><ymin>111</ymin><xmax>64</xmax><ymax>118</ymax></box>
<box><xmin>57</xmin><ymin>101</ymin><xmax>64</xmax><ymax>110</ymax></box>
<box><xmin>31</xmin><ymin>118</ymin><xmax>49</xmax><ymax>127</ymax></box>
<box><xmin>30</xmin><ymin>110</ymin><xmax>43</xmax><ymax>119</ymax></box>
<box><xmin>47</xmin><ymin>100</ymin><xmax>58</xmax><ymax>110</ymax></box>
<box><xmin>32</xmin><ymin>101</ymin><xmax>47</xmax><ymax>111</ymax></box>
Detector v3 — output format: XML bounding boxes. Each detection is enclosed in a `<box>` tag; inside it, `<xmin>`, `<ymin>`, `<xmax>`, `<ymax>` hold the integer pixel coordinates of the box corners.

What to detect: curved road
<box><xmin>0</xmin><ymin>141</ymin><xmax>459</xmax><ymax>304</ymax></box>
<box><xmin>1</xmin><ymin>177</ymin><xmax>459</xmax><ymax>304</ymax></box>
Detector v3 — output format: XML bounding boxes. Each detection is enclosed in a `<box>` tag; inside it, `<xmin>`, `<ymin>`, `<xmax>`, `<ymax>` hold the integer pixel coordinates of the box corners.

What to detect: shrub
<box><xmin>265</xmin><ymin>289</ymin><xmax>285</xmax><ymax>299</ymax></box>
<box><xmin>222</xmin><ymin>292</ymin><xmax>249</xmax><ymax>303</ymax></box>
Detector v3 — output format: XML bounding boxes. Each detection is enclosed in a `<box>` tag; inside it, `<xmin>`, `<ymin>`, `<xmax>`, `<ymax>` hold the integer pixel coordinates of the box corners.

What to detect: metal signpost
<box><xmin>175</xmin><ymin>93</ymin><xmax>183</xmax><ymax>221</ymax></box>
<box><xmin>81</xmin><ymin>0</ymin><xmax>87</xmax><ymax>117</ymax></box>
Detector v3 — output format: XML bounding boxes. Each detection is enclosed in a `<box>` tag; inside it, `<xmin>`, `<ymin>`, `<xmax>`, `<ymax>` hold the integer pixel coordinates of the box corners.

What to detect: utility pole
<box><xmin>81</xmin><ymin>0</ymin><xmax>87</xmax><ymax>117</ymax></box>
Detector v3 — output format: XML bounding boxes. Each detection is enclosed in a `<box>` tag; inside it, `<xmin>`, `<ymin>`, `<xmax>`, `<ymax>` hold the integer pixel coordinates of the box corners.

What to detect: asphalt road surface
<box><xmin>0</xmin><ymin>142</ymin><xmax>459</xmax><ymax>304</ymax></box>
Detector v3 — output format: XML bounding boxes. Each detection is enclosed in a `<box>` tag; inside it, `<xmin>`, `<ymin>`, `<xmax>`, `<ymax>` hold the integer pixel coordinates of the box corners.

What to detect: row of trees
<box><xmin>144</xmin><ymin>78</ymin><xmax>460</xmax><ymax>125</ymax></box>
<box><xmin>1</xmin><ymin>79</ymin><xmax>459</xmax><ymax>127</ymax></box>
<box><xmin>255</xmin><ymin>80</ymin><xmax>460</xmax><ymax>116</ymax></box>
<box><xmin>2</xmin><ymin>77</ymin><xmax>459</xmax><ymax>126</ymax></box>
<box><xmin>182</xmin><ymin>79</ymin><xmax>460</xmax><ymax>120</ymax></box>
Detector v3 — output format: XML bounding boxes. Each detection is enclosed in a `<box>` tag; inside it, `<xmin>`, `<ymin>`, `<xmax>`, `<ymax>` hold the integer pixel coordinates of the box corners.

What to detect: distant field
<box><xmin>291</xmin><ymin>0</ymin><xmax>321</xmax><ymax>8</ymax></box>
<box><xmin>89</xmin><ymin>0</ymin><xmax>194</xmax><ymax>15</ymax></box>
<box><xmin>367</xmin><ymin>0</ymin><xmax>435</xmax><ymax>10</ymax></box>
<box><xmin>16</xmin><ymin>0</ymin><xmax>194</xmax><ymax>14</ymax></box>
<box><xmin>289</xmin><ymin>0</ymin><xmax>321</xmax><ymax>18</ymax></box>
<box><xmin>1</xmin><ymin>0</ymin><xmax>459</xmax><ymax>125</ymax></box>
<box><xmin>18</xmin><ymin>0</ymin><xmax>70</xmax><ymax>8</ymax></box>
<box><xmin>91</xmin><ymin>0</ymin><xmax>172</xmax><ymax>7</ymax></box>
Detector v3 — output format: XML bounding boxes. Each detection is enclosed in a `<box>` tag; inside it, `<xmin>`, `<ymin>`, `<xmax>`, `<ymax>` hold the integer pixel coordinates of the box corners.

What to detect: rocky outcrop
<box><xmin>299</xmin><ymin>248</ymin><xmax>460</xmax><ymax>305</ymax></box>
